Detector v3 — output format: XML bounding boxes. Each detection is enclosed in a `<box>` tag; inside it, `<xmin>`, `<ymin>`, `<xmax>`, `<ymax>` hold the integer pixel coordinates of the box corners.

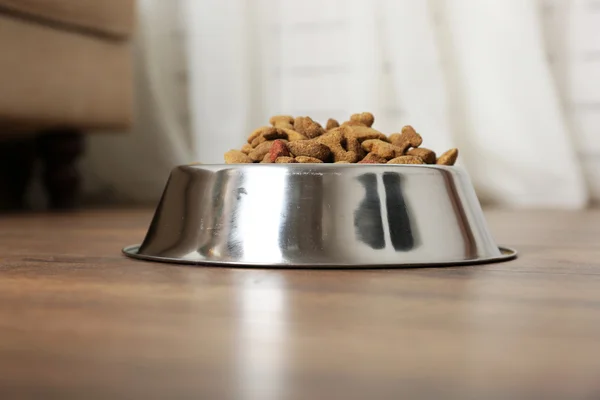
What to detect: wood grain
<box><xmin>1</xmin><ymin>209</ymin><xmax>600</xmax><ymax>399</ymax></box>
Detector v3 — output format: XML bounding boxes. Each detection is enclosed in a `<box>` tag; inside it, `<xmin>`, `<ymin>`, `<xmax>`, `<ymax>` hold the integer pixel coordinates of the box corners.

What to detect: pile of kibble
<box><xmin>224</xmin><ymin>112</ymin><xmax>458</xmax><ymax>165</ymax></box>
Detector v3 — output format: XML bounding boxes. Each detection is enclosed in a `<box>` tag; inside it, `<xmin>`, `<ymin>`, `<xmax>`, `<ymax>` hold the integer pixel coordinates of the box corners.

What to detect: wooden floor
<box><xmin>1</xmin><ymin>208</ymin><xmax>599</xmax><ymax>399</ymax></box>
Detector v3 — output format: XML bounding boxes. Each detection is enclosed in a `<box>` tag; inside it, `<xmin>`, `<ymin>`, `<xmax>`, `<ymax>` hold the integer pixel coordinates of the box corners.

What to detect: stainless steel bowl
<box><xmin>123</xmin><ymin>164</ymin><xmax>516</xmax><ymax>267</ymax></box>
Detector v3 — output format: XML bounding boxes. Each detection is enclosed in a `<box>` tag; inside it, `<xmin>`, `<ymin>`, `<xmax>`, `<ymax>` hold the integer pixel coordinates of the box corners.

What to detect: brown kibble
<box><xmin>269</xmin><ymin>140</ymin><xmax>290</xmax><ymax>162</ymax></box>
<box><xmin>231</xmin><ymin>114</ymin><xmax>458</xmax><ymax>167</ymax></box>
<box><xmin>225</xmin><ymin>150</ymin><xmax>253</xmax><ymax>164</ymax></box>
<box><xmin>408</xmin><ymin>147</ymin><xmax>436</xmax><ymax>164</ymax></box>
<box><xmin>326</xmin><ymin>118</ymin><xmax>339</xmax><ymax>130</ymax></box>
<box><xmin>315</xmin><ymin>128</ymin><xmax>359</xmax><ymax>163</ymax></box>
<box><xmin>436</xmin><ymin>148</ymin><xmax>459</xmax><ymax>166</ymax></box>
<box><xmin>270</xmin><ymin>115</ymin><xmax>294</xmax><ymax>129</ymax></box>
<box><xmin>359</xmin><ymin>152</ymin><xmax>388</xmax><ymax>164</ymax></box>
<box><xmin>389</xmin><ymin>125</ymin><xmax>423</xmax><ymax>153</ymax></box>
<box><xmin>345</xmin><ymin>136</ymin><xmax>365</xmax><ymax>159</ymax></box>
<box><xmin>287</xmin><ymin>140</ymin><xmax>331</xmax><ymax>161</ymax></box>
<box><xmin>248</xmin><ymin>140</ymin><xmax>275</xmax><ymax>162</ymax></box>
<box><xmin>275</xmin><ymin>156</ymin><xmax>297</xmax><ymax>163</ymax></box>
<box><xmin>387</xmin><ymin>156</ymin><xmax>425</xmax><ymax>164</ymax></box>
<box><xmin>293</xmin><ymin>116</ymin><xmax>325</xmax><ymax>139</ymax></box>
<box><xmin>280</xmin><ymin>128</ymin><xmax>308</xmax><ymax>142</ymax></box>
<box><xmin>343</xmin><ymin>125</ymin><xmax>388</xmax><ymax>142</ymax></box>
<box><xmin>263</xmin><ymin>128</ymin><xmax>288</xmax><ymax>141</ymax></box>
<box><xmin>250</xmin><ymin>127</ymin><xmax>288</xmax><ymax>147</ymax></box>
<box><xmin>241</xmin><ymin>144</ymin><xmax>253</xmax><ymax>154</ymax></box>
<box><xmin>295</xmin><ymin>156</ymin><xmax>323</xmax><ymax>163</ymax></box>
<box><xmin>247</xmin><ymin>126</ymin><xmax>273</xmax><ymax>144</ymax></box>
<box><xmin>349</xmin><ymin>112</ymin><xmax>375</xmax><ymax>127</ymax></box>
<box><xmin>361</xmin><ymin>139</ymin><xmax>403</xmax><ymax>160</ymax></box>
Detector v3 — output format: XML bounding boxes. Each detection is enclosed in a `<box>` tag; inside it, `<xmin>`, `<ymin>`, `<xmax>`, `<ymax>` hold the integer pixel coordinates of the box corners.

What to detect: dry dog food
<box><xmin>224</xmin><ymin>112</ymin><xmax>458</xmax><ymax>165</ymax></box>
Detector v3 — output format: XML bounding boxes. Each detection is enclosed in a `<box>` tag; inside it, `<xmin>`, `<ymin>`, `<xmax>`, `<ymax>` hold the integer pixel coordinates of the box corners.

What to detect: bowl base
<box><xmin>122</xmin><ymin>245</ymin><xmax>517</xmax><ymax>269</ymax></box>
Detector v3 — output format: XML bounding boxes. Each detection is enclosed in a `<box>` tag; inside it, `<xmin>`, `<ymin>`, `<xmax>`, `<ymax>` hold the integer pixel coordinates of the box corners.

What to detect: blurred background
<box><xmin>0</xmin><ymin>0</ymin><xmax>598</xmax><ymax>211</ymax></box>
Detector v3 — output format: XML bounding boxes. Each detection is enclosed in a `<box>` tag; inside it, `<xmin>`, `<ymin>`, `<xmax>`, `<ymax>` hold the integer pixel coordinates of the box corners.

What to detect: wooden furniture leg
<box><xmin>37</xmin><ymin>130</ymin><xmax>84</xmax><ymax>210</ymax></box>
<box><xmin>0</xmin><ymin>138</ymin><xmax>36</xmax><ymax>211</ymax></box>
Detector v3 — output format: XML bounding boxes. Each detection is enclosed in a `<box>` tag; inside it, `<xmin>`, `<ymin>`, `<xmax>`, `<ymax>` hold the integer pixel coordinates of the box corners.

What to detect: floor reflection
<box><xmin>235</xmin><ymin>272</ymin><xmax>289</xmax><ymax>400</ymax></box>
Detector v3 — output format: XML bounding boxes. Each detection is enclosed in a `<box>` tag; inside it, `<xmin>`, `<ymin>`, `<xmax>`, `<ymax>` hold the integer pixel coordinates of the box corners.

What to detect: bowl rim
<box><xmin>185</xmin><ymin>163</ymin><xmax>461</xmax><ymax>170</ymax></box>
<box><xmin>122</xmin><ymin>245</ymin><xmax>517</xmax><ymax>269</ymax></box>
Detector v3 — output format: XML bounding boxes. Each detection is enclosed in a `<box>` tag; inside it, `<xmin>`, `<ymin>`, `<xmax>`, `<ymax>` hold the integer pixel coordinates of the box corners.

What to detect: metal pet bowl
<box><xmin>123</xmin><ymin>164</ymin><xmax>516</xmax><ymax>268</ymax></box>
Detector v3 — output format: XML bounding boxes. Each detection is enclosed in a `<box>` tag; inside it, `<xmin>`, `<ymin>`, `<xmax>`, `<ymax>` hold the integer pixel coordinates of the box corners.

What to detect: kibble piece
<box><xmin>225</xmin><ymin>150</ymin><xmax>253</xmax><ymax>164</ymax></box>
<box><xmin>407</xmin><ymin>147</ymin><xmax>436</xmax><ymax>164</ymax></box>
<box><xmin>287</xmin><ymin>140</ymin><xmax>331</xmax><ymax>161</ymax></box>
<box><xmin>270</xmin><ymin>115</ymin><xmax>294</xmax><ymax>129</ymax></box>
<box><xmin>315</xmin><ymin>128</ymin><xmax>359</xmax><ymax>163</ymax></box>
<box><xmin>343</xmin><ymin>125</ymin><xmax>388</xmax><ymax>142</ymax></box>
<box><xmin>387</xmin><ymin>156</ymin><xmax>425</xmax><ymax>164</ymax></box>
<box><xmin>261</xmin><ymin>153</ymin><xmax>272</xmax><ymax>163</ymax></box>
<box><xmin>280</xmin><ymin>128</ymin><xmax>308</xmax><ymax>142</ymax></box>
<box><xmin>349</xmin><ymin>112</ymin><xmax>375</xmax><ymax>127</ymax></box>
<box><xmin>389</xmin><ymin>125</ymin><xmax>423</xmax><ymax>153</ymax></box>
<box><xmin>361</xmin><ymin>139</ymin><xmax>404</xmax><ymax>160</ymax></box>
<box><xmin>250</xmin><ymin>127</ymin><xmax>288</xmax><ymax>147</ymax></box>
<box><xmin>248</xmin><ymin>140</ymin><xmax>275</xmax><ymax>162</ymax></box>
<box><xmin>345</xmin><ymin>136</ymin><xmax>365</xmax><ymax>159</ymax></box>
<box><xmin>326</xmin><ymin>118</ymin><xmax>340</xmax><ymax>130</ymax></box>
<box><xmin>247</xmin><ymin>126</ymin><xmax>273</xmax><ymax>144</ymax></box>
<box><xmin>295</xmin><ymin>156</ymin><xmax>323</xmax><ymax>163</ymax></box>
<box><xmin>293</xmin><ymin>116</ymin><xmax>325</xmax><ymax>139</ymax></box>
<box><xmin>275</xmin><ymin>156</ymin><xmax>297</xmax><ymax>163</ymax></box>
<box><xmin>359</xmin><ymin>152</ymin><xmax>388</xmax><ymax>164</ymax></box>
<box><xmin>269</xmin><ymin>140</ymin><xmax>291</xmax><ymax>162</ymax></box>
<box><xmin>436</xmin><ymin>148</ymin><xmax>459</xmax><ymax>165</ymax></box>
<box><xmin>334</xmin><ymin>161</ymin><xmax>351</xmax><ymax>164</ymax></box>
<box><xmin>241</xmin><ymin>144</ymin><xmax>253</xmax><ymax>154</ymax></box>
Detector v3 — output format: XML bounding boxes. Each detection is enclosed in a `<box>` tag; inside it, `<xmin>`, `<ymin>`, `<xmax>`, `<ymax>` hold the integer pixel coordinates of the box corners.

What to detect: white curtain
<box><xmin>83</xmin><ymin>0</ymin><xmax>599</xmax><ymax>208</ymax></box>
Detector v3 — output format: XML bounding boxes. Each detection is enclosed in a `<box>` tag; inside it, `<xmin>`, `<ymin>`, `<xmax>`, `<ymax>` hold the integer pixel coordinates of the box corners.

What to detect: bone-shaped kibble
<box><xmin>248</xmin><ymin>140</ymin><xmax>276</xmax><ymax>162</ymax></box>
<box><xmin>286</xmin><ymin>140</ymin><xmax>331</xmax><ymax>161</ymax></box>
<box><xmin>293</xmin><ymin>116</ymin><xmax>325</xmax><ymax>139</ymax></box>
<box><xmin>326</xmin><ymin>118</ymin><xmax>340</xmax><ymax>130</ymax></box>
<box><xmin>361</xmin><ymin>139</ymin><xmax>403</xmax><ymax>160</ymax></box>
<box><xmin>224</xmin><ymin>150</ymin><xmax>253</xmax><ymax>164</ymax></box>
<box><xmin>387</xmin><ymin>155</ymin><xmax>425</xmax><ymax>164</ymax></box>
<box><xmin>247</xmin><ymin>126</ymin><xmax>274</xmax><ymax>144</ymax></box>
<box><xmin>315</xmin><ymin>128</ymin><xmax>358</xmax><ymax>163</ymax></box>
<box><xmin>275</xmin><ymin>156</ymin><xmax>297</xmax><ymax>163</ymax></box>
<box><xmin>345</xmin><ymin>136</ymin><xmax>366</xmax><ymax>159</ymax></box>
<box><xmin>358</xmin><ymin>152</ymin><xmax>388</xmax><ymax>164</ymax></box>
<box><xmin>407</xmin><ymin>147</ymin><xmax>436</xmax><ymax>164</ymax></box>
<box><xmin>436</xmin><ymin>148</ymin><xmax>458</xmax><ymax>165</ymax></box>
<box><xmin>295</xmin><ymin>156</ymin><xmax>323</xmax><ymax>163</ymax></box>
<box><xmin>343</xmin><ymin>125</ymin><xmax>388</xmax><ymax>143</ymax></box>
<box><xmin>241</xmin><ymin>144</ymin><xmax>253</xmax><ymax>154</ymax></box>
<box><xmin>280</xmin><ymin>128</ymin><xmax>308</xmax><ymax>142</ymax></box>
<box><xmin>389</xmin><ymin>125</ymin><xmax>423</xmax><ymax>153</ymax></box>
<box><xmin>269</xmin><ymin>115</ymin><xmax>294</xmax><ymax>129</ymax></box>
<box><xmin>349</xmin><ymin>112</ymin><xmax>374</xmax><ymax>127</ymax></box>
<box><xmin>250</xmin><ymin>128</ymin><xmax>288</xmax><ymax>147</ymax></box>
